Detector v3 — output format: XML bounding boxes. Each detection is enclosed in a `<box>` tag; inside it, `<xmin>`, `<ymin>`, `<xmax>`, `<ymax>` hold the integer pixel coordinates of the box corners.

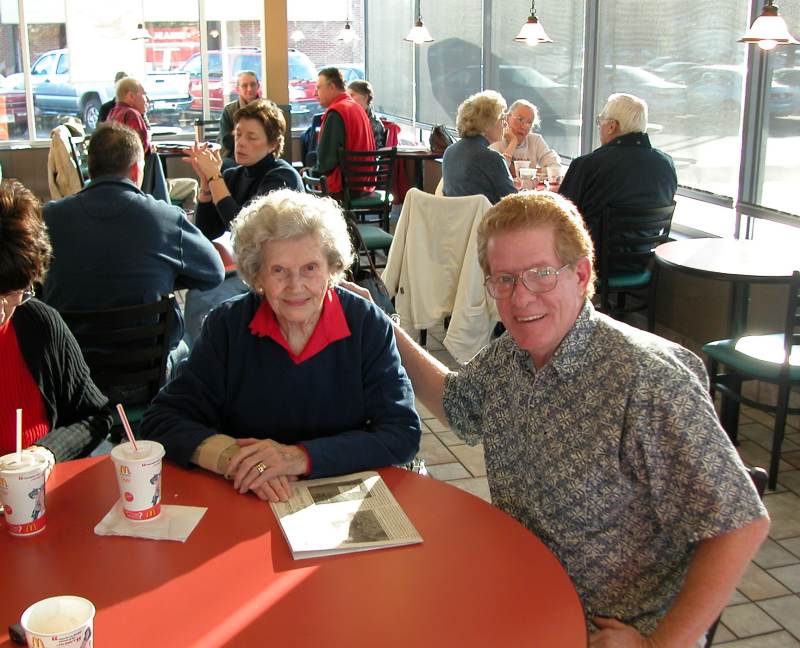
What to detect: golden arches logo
<box><xmin>0</xmin><ymin>477</ymin><xmax>6</xmax><ymax>488</ymax></box>
<box><xmin>119</xmin><ymin>465</ymin><xmax>131</xmax><ymax>476</ymax></box>
<box><xmin>30</xmin><ymin>637</ymin><xmax>46</xmax><ymax>648</ymax></box>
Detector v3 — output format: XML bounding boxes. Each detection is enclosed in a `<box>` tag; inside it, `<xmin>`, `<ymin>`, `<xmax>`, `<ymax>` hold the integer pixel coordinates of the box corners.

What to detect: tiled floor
<box><xmin>413</xmin><ymin>321</ymin><xmax>800</xmax><ymax>646</ymax></box>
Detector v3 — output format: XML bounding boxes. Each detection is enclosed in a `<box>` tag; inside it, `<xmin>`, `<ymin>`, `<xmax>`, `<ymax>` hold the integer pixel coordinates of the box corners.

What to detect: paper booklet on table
<box><xmin>270</xmin><ymin>470</ymin><xmax>422</xmax><ymax>560</ymax></box>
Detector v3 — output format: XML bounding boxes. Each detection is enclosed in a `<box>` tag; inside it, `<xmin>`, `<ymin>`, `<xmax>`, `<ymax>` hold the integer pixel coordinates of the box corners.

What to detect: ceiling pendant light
<box><xmin>131</xmin><ymin>23</ymin><xmax>150</xmax><ymax>41</ymax></box>
<box><xmin>514</xmin><ymin>1</ymin><xmax>553</xmax><ymax>46</ymax></box>
<box><xmin>739</xmin><ymin>0</ymin><xmax>799</xmax><ymax>51</ymax></box>
<box><xmin>404</xmin><ymin>0</ymin><xmax>433</xmax><ymax>44</ymax></box>
<box><xmin>337</xmin><ymin>21</ymin><xmax>356</xmax><ymax>44</ymax></box>
<box><xmin>290</xmin><ymin>22</ymin><xmax>305</xmax><ymax>44</ymax></box>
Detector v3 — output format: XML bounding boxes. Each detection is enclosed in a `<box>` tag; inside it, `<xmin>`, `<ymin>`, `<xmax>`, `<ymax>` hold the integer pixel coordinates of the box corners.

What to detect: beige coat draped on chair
<box><xmin>47</xmin><ymin>123</ymin><xmax>84</xmax><ymax>200</ymax></box>
<box><xmin>382</xmin><ymin>188</ymin><xmax>496</xmax><ymax>364</ymax></box>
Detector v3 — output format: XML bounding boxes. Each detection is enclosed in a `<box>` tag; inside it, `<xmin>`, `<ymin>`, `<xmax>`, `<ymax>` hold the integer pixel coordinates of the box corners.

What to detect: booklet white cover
<box><xmin>270</xmin><ymin>471</ymin><xmax>422</xmax><ymax>560</ymax></box>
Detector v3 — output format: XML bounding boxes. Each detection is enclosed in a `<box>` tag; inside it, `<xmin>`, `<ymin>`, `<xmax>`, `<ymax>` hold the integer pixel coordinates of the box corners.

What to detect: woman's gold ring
<box><xmin>255</xmin><ymin>462</ymin><xmax>267</xmax><ymax>474</ymax></box>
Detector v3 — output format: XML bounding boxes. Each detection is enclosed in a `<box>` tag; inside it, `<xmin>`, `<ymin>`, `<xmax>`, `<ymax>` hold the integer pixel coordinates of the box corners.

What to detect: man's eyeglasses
<box><xmin>0</xmin><ymin>288</ymin><xmax>35</xmax><ymax>313</ymax></box>
<box><xmin>484</xmin><ymin>265</ymin><xmax>570</xmax><ymax>299</ymax></box>
<box><xmin>595</xmin><ymin>115</ymin><xmax>616</xmax><ymax>127</ymax></box>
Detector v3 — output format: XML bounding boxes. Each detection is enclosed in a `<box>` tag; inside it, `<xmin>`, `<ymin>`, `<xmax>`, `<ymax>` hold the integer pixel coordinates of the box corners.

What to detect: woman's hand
<box><xmin>183</xmin><ymin>142</ymin><xmax>220</xmax><ymax>185</ymax></box>
<box><xmin>227</xmin><ymin>438</ymin><xmax>309</xmax><ymax>500</ymax></box>
<box><xmin>339</xmin><ymin>279</ymin><xmax>373</xmax><ymax>303</ymax></box>
<box><xmin>502</xmin><ymin>126</ymin><xmax>519</xmax><ymax>150</ymax></box>
<box><xmin>589</xmin><ymin>617</ymin><xmax>653</xmax><ymax>648</ymax></box>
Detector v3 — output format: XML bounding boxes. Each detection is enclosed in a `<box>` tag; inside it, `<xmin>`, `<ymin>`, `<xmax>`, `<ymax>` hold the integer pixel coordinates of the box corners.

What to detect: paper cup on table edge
<box><xmin>110</xmin><ymin>440</ymin><xmax>165</xmax><ymax>522</ymax></box>
<box><xmin>0</xmin><ymin>452</ymin><xmax>47</xmax><ymax>536</ymax></box>
<box><xmin>21</xmin><ymin>595</ymin><xmax>95</xmax><ymax>648</ymax></box>
<box><xmin>513</xmin><ymin>160</ymin><xmax>531</xmax><ymax>176</ymax></box>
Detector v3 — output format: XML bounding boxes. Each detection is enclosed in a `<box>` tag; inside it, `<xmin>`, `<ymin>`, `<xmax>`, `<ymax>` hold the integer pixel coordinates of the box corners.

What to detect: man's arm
<box><xmin>592</xmin><ymin>516</ymin><xmax>770</xmax><ymax>648</ymax></box>
<box><xmin>175</xmin><ymin>217</ymin><xmax>226</xmax><ymax>290</ymax></box>
<box><xmin>313</xmin><ymin>111</ymin><xmax>345</xmax><ymax>176</ymax></box>
<box><xmin>219</xmin><ymin>105</ymin><xmax>235</xmax><ymax>158</ymax></box>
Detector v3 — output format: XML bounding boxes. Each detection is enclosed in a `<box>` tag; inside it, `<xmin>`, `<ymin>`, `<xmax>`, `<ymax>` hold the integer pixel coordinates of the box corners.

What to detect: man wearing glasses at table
<box><xmin>346</xmin><ymin>190</ymin><xmax>768</xmax><ymax>647</ymax></box>
<box><xmin>559</xmin><ymin>93</ymin><xmax>677</xmax><ymax>249</ymax></box>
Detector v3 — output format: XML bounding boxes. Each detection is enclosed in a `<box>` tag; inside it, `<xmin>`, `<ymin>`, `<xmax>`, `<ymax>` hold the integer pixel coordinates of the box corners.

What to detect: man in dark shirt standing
<box><xmin>219</xmin><ymin>70</ymin><xmax>261</xmax><ymax>163</ymax></box>
<box><xmin>559</xmin><ymin>93</ymin><xmax>677</xmax><ymax>246</ymax></box>
<box><xmin>311</xmin><ymin>67</ymin><xmax>375</xmax><ymax>197</ymax></box>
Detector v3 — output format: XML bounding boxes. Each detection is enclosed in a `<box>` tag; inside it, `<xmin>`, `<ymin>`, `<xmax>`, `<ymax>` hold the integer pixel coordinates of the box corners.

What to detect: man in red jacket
<box><xmin>312</xmin><ymin>67</ymin><xmax>375</xmax><ymax>197</ymax></box>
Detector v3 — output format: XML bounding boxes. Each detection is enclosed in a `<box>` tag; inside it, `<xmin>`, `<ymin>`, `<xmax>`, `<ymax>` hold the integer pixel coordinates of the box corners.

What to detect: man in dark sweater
<box><xmin>559</xmin><ymin>93</ymin><xmax>677</xmax><ymax>247</ymax></box>
<box><xmin>42</xmin><ymin>122</ymin><xmax>225</xmax><ymax>351</ymax></box>
<box><xmin>218</xmin><ymin>70</ymin><xmax>261</xmax><ymax>163</ymax></box>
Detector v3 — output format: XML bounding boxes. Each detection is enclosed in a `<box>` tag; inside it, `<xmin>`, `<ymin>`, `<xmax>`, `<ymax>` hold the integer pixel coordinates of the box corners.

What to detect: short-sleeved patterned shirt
<box><xmin>443</xmin><ymin>301</ymin><xmax>766</xmax><ymax>634</ymax></box>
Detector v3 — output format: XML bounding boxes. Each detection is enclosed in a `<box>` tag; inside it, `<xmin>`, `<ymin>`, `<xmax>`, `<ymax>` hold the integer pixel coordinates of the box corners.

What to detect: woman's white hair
<box><xmin>231</xmin><ymin>189</ymin><xmax>354</xmax><ymax>289</ymax></box>
<box><xmin>600</xmin><ymin>93</ymin><xmax>648</xmax><ymax>135</ymax></box>
<box><xmin>456</xmin><ymin>90</ymin><xmax>507</xmax><ymax>138</ymax></box>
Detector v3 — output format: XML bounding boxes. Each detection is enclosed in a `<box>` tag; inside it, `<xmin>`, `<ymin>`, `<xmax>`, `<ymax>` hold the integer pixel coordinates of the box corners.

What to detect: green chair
<box><xmin>703</xmin><ymin>270</ymin><xmax>800</xmax><ymax>490</ymax></box>
<box><xmin>597</xmin><ymin>202</ymin><xmax>676</xmax><ymax>331</ymax></box>
<box><xmin>339</xmin><ymin>147</ymin><xmax>397</xmax><ymax>234</ymax></box>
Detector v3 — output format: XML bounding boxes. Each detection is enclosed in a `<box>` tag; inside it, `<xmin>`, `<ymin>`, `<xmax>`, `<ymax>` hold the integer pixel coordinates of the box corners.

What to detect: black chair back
<box><xmin>67</xmin><ymin>134</ymin><xmax>89</xmax><ymax>187</ymax></box>
<box><xmin>301</xmin><ymin>171</ymin><xmax>330</xmax><ymax>198</ymax></box>
<box><xmin>597</xmin><ymin>202</ymin><xmax>676</xmax><ymax>325</ymax></box>
<box><xmin>60</xmin><ymin>295</ymin><xmax>175</xmax><ymax>408</ymax></box>
<box><xmin>782</xmin><ymin>271</ymin><xmax>800</xmax><ymax>378</ymax></box>
<box><xmin>340</xmin><ymin>147</ymin><xmax>397</xmax><ymax>231</ymax></box>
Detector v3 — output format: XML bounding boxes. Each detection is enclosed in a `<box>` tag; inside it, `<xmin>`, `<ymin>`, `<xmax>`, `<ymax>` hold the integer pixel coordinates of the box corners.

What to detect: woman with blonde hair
<box><xmin>442</xmin><ymin>90</ymin><xmax>517</xmax><ymax>204</ymax></box>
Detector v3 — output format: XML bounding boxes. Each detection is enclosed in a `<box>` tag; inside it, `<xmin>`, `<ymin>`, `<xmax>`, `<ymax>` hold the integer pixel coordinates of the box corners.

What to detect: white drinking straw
<box><xmin>116</xmin><ymin>403</ymin><xmax>139</xmax><ymax>452</ymax></box>
<box><xmin>15</xmin><ymin>408</ymin><xmax>22</xmax><ymax>461</ymax></box>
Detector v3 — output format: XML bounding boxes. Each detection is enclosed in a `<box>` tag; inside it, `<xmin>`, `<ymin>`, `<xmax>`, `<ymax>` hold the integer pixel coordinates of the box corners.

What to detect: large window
<box><xmin>365</xmin><ymin>0</ymin><xmax>413</xmax><ymax>121</ymax></box>
<box><xmin>490</xmin><ymin>0</ymin><xmax>585</xmax><ymax>159</ymax></box>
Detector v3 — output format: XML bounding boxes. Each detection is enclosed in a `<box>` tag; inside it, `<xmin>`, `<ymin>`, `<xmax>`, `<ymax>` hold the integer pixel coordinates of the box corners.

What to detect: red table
<box><xmin>1</xmin><ymin>457</ymin><xmax>587</xmax><ymax>647</ymax></box>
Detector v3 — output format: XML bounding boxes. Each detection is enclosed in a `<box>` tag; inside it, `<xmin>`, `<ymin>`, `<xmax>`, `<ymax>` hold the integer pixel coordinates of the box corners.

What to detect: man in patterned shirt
<box><xmin>348</xmin><ymin>191</ymin><xmax>769</xmax><ymax>647</ymax></box>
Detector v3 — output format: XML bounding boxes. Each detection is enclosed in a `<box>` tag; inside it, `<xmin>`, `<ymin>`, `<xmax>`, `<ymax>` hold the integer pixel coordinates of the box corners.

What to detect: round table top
<box><xmin>1</xmin><ymin>457</ymin><xmax>587</xmax><ymax>648</ymax></box>
<box><xmin>655</xmin><ymin>238</ymin><xmax>799</xmax><ymax>283</ymax></box>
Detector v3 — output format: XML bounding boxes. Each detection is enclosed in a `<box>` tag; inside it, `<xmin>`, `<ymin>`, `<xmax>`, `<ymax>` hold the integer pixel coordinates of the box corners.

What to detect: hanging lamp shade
<box><xmin>404</xmin><ymin>18</ymin><xmax>433</xmax><ymax>44</ymax></box>
<box><xmin>739</xmin><ymin>1</ymin><xmax>799</xmax><ymax>50</ymax></box>
<box><xmin>514</xmin><ymin>2</ymin><xmax>552</xmax><ymax>45</ymax></box>
<box><xmin>131</xmin><ymin>23</ymin><xmax>150</xmax><ymax>41</ymax></box>
<box><xmin>337</xmin><ymin>21</ymin><xmax>356</xmax><ymax>43</ymax></box>
<box><xmin>290</xmin><ymin>29</ymin><xmax>305</xmax><ymax>43</ymax></box>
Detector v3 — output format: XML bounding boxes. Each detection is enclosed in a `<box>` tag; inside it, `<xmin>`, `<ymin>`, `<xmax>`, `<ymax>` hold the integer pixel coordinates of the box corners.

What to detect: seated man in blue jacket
<box><xmin>42</xmin><ymin>122</ymin><xmax>225</xmax><ymax>370</ymax></box>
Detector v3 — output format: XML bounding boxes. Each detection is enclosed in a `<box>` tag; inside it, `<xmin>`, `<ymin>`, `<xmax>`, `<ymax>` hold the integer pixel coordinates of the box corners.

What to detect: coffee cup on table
<box><xmin>547</xmin><ymin>165</ymin><xmax>563</xmax><ymax>188</ymax></box>
<box><xmin>110</xmin><ymin>440</ymin><xmax>165</xmax><ymax>522</ymax></box>
<box><xmin>512</xmin><ymin>160</ymin><xmax>530</xmax><ymax>177</ymax></box>
<box><xmin>0</xmin><ymin>452</ymin><xmax>47</xmax><ymax>536</ymax></box>
<box><xmin>518</xmin><ymin>167</ymin><xmax>536</xmax><ymax>190</ymax></box>
<box><xmin>21</xmin><ymin>595</ymin><xmax>95</xmax><ymax>648</ymax></box>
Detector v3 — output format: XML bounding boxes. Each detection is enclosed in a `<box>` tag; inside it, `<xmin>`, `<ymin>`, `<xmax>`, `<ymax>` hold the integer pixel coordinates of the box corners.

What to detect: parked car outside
<box><xmin>181</xmin><ymin>47</ymin><xmax>320</xmax><ymax>129</ymax></box>
<box><xmin>5</xmin><ymin>48</ymin><xmax>191</xmax><ymax>131</ymax></box>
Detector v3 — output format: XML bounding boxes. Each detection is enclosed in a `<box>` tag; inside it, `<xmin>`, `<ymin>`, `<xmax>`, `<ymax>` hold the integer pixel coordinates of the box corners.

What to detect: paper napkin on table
<box><xmin>94</xmin><ymin>500</ymin><xmax>206</xmax><ymax>542</ymax></box>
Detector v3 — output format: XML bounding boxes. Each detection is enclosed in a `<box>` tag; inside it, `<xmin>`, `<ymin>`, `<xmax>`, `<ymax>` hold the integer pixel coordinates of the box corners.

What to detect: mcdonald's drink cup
<box><xmin>0</xmin><ymin>452</ymin><xmax>47</xmax><ymax>536</ymax></box>
<box><xmin>21</xmin><ymin>595</ymin><xmax>95</xmax><ymax>648</ymax></box>
<box><xmin>110</xmin><ymin>440</ymin><xmax>165</xmax><ymax>521</ymax></box>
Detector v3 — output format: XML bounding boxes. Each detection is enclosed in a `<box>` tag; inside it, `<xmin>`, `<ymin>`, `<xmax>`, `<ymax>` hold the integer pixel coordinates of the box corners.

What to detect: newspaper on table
<box><xmin>270</xmin><ymin>470</ymin><xmax>422</xmax><ymax>560</ymax></box>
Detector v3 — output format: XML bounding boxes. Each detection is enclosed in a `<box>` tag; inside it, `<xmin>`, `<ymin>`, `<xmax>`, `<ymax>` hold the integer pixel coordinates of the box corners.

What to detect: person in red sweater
<box><xmin>0</xmin><ymin>179</ymin><xmax>111</xmax><ymax>469</ymax></box>
<box><xmin>311</xmin><ymin>67</ymin><xmax>376</xmax><ymax>196</ymax></box>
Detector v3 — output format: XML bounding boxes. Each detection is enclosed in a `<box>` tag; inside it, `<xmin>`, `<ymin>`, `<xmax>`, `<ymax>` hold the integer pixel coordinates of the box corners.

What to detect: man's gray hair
<box><xmin>232</xmin><ymin>189</ymin><xmax>354</xmax><ymax>289</ymax></box>
<box><xmin>116</xmin><ymin>76</ymin><xmax>143</xmax><ymax>103</ymax></box>
<box><xmin>600</xmin><ymin>93</ymin><xmax>648</xmax><ymax>135</ymax></box>
<box><xmin>508</xmin><ymin>99</ymin><xmax>540</xmax><ymax>129</ymax></box>
<box><xmin>237</xmin><ymin>70</ymin><xmax>259</xmax><ymax>85</ymax></box>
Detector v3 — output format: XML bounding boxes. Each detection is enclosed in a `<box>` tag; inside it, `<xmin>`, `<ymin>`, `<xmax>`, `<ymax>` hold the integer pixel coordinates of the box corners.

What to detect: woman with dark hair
<box><xmin>182</xmin><ymin>99</ymin><xmax>305</xmax><ymax>346</ymax></box>
<box><xmin>347</xmin><ymin>80</ymin><xmax>387</xmax><ymax>149</ymax></box>
<box><xmin>186</xmin><ymin>98</ymin><xmax>304</xmax><ymax>241</ymax></box>
<box><xmin>0</xmin><ymin>179</ymin><xmax>111</xmax><ymax>466</ymax></box>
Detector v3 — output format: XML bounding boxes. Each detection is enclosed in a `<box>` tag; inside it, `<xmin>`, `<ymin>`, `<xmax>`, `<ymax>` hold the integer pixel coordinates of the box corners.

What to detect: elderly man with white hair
<box><xmin>559</xmin><ymin>93</ymin><xmax>677</xmax><ymax>245</ymax></box>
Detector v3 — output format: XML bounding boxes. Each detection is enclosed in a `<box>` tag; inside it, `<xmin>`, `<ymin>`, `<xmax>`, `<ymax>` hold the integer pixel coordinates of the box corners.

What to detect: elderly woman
<box><xmin>141</xmin><ymin>189</ymin><xmax>421</xmax><ymax>502</ymax></box>
<box><xmin>489</xmin><ymin>99</ymin><xmax>560</xmax><ymax>176</ymax></box>
<box><xmin>442</xmin><ymin>90</ymin><xmax>517</xmax><ymax>204</ymax></box>
<box><xmin>187</xmin><ymin>98</ymin><xmax>304</xmax><ymax>241</ymax></box>
<box><xmin>0</xmin><ymin>179</ymin><xmax>111</xmax><ymax>466</ymax></box>
<box><xmin>347</xmin><ymin>80</ymin><xmax>387</xmax><ymax>149</ymax></box>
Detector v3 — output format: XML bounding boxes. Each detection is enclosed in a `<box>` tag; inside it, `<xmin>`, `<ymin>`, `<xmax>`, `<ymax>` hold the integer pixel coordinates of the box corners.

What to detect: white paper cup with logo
<box><xmin>0</xmin><ymin>452</ymin><xmax>47</xmax><ymax>536</ymax></box>
<box><xmin>518</xmin><ymin>167</ymin><xmax>536</xmax><ymax>190</ymax></box>
<box><xmin>21</xmin><ymin>595</ymin><xmax>95</xmax><ymax>648</ymax></box>
<box><xmin>513</xmin><ymin>160</ymin><xmax>530</xmax><ymax>177</ymax></box>
<box><xmin>110</xmin><ymin>440</ymin><xmax>165</xmax><ymax>522</ymax></box>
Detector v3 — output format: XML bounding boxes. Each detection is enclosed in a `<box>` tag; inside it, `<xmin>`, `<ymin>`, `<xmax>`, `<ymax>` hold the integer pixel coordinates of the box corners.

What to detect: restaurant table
<box><xmin>1</xmin><ymin>457</ymin><xmax>587</xmax><ymax>648</ymax></box>
<box><xmin>654</xmin><ymin>238</ymin><xmax>798</xmax><ymax>435</ymax></box>
<box><xmin>395</xmin><ymin>146</ymin><xmax>442</xmax><ymax>191</ymax></box>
